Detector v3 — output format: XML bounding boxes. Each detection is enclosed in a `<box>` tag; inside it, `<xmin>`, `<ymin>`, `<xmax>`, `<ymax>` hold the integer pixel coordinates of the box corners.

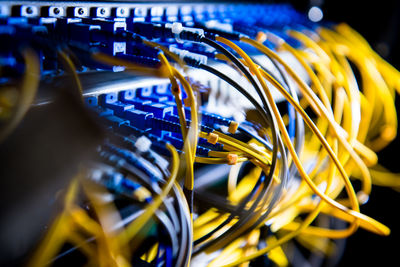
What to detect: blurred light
<box><xmin>308</xmin><ymin>6</ymin><xmax>323</xmax><ymax>22</ymax></box>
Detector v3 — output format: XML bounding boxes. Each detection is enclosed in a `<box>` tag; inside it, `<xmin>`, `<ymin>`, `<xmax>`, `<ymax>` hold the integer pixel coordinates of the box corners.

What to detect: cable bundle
<box><xmin>1</xmin><ymin>3</ymin><xmax>400</xmax><ymax>267</ymax></box>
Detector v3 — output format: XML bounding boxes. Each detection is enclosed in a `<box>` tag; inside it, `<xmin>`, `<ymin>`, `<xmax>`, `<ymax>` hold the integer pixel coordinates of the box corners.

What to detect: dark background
<box><xmin>289</xmin><ymin>0</ymin><xmax>400</xmax><ymax>266</ymax></box>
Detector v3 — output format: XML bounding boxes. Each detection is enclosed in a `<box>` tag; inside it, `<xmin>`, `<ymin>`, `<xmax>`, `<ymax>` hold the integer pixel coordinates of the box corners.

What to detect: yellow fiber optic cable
<box><xmin>219</xmin><ymin>36</ymin><xmax>390</xmax><ymax>235</ymax></box>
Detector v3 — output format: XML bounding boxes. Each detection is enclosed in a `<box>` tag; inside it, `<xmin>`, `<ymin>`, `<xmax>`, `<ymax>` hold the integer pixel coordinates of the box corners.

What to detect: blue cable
<box><xmin>165</xmin><ymin>245</ymin><xmax>173</xmax><ymax>267</ymax></box>
<box><xmin>155</xmin><ymin>242</ymin><xmax>163</xmax><ymax>267</ymax></box>
<box><xmin>287</xmin><ymin>101</ymin><xmax>296</xmax><ymax>140</ymax></box>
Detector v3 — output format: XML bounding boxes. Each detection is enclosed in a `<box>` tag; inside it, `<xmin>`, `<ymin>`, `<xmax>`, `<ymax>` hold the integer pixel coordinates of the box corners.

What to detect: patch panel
<box><xmin>1</xmin><ymin>1</ymin><xmax>307</xmax><ymax>108</ymax></box>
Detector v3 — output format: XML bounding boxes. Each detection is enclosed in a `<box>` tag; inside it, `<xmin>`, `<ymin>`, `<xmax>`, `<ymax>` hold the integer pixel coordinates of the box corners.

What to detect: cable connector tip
<box><xmin>135</xmin><ymin>136</ymin><xmax>152</xmax><ymax>153</ymax></box>
<box><xmin>227</xmin><ymin>153</ymin><xmax>238</xmax><ymax>165</ymax></box>
<box><xmin>207</xmin><ymin>132</ymin><xmax>219</xmax><ymax>145</ymax></box>
<box><xmin>228</xmin><ymin>121</ymin><xmax>239</xmax><ymax>134</ymax></box>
